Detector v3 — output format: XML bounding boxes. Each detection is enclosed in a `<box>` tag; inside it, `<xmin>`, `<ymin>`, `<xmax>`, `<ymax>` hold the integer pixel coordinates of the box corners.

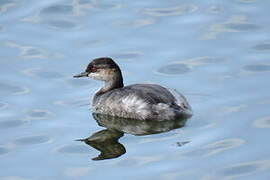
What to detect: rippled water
<box><xmin>1</xmin><ymin>0</ymin><xmax>270</xmax><ymax>179</ymax></box>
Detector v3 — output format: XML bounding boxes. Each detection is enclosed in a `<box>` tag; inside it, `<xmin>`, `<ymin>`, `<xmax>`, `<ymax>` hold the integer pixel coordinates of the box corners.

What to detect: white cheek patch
<box><xmin>88</xmin><ymin>72</ymin><xmax>106</xmax><ymax>81</ymax></box>
<box><xmin>88</xmin><ymin>69</ymin><xmax>114</xmax><ymax>81</ymax></box>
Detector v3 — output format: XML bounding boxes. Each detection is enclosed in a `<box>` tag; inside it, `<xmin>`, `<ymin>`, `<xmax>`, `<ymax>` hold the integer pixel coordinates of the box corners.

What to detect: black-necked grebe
<box><xmin>73</xmin><ymin>57</ymin><xmax>192</xmax><ymax>120</ymax></box>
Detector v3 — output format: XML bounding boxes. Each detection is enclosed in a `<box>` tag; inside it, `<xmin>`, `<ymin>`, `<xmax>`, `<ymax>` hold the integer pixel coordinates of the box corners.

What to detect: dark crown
<box><xmin>86</xmin><ymin>57</ymin><xmax>120</xmax><ymax>72</ymax></box>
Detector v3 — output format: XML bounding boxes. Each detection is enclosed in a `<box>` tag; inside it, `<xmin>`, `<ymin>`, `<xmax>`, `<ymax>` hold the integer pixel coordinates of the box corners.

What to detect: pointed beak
<box><xmin>73</xmin><ymin>72</ymin><xmax>89</xmax><ymax>78</ymax></box>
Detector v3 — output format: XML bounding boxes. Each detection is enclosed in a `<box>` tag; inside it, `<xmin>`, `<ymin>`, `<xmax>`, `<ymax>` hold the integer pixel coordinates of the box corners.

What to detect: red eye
<box><xmin>91</xmin><ymin>67</ymin><xmax>97</xmax><ymax>72</ymax></box>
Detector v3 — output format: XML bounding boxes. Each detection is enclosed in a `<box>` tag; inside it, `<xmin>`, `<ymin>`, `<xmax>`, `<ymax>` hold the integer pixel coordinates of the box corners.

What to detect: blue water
<box><xmin>1</xmin><ymin>0</ymin><xmax>270</xmax><ymax>179</ymax></box>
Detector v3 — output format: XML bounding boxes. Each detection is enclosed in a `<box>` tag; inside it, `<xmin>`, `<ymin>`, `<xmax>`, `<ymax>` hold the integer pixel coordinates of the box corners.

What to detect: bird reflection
<box><xmin>77</xmin><ymin>129</ymin><xmax>125</xmax><ymax>160</ymax></box>
<box><xmin>79</xmin><ymin>113</ymin><xmax>188</xmax><ymax>160</ymax></box>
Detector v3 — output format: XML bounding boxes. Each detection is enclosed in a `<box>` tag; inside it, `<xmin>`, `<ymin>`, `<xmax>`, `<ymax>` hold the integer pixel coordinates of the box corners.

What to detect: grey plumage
<box><xmin>74</xmin><ymin>57</ymin><xmax>192</xmax><ymax>120</ymax></box>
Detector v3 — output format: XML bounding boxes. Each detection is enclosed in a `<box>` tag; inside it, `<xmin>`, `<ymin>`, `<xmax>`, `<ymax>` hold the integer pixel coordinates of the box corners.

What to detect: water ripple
<box><xmin>243</xmin><ymin>64</ymin><xmax>270</xmax><ymax>72</ymax></box>
<box><xmin>22</xmin><ymin>68</ymin><xmax>64</xmax><ymax>79</ymax></box>
<box><xmin>233</xmin><ymin>0</ymin><xmax>259</xmax><ymax>3</ymax></box>
<box><xmin>157</xmin><ymin>64</ymin><xmax>191</xmax><ymax>75</ymax></box>
<box><xmin>110</xmin><ymin>52</ymin><xmax>143</xmax><ymax>60</ymax></box>
<box><xmin>0</xmin><ymin>102</ymin><xmax>9</xmax><ymax>110</ymax></box>
<box><xmin>74</xmin><ymin>0</ymin><xmax>121</xmax><ymax>11</ymax></box>
<box><xmin>208</xmin><ymin>6</ymin><xmax>223</xmax><ymax>14</ymax></box>
<box><xmin>54</xmin><ymin>98</ymin><xmax>89</xmax><ymax>107</ymax></box>
<box><xmin>64</xmin><ymin>166</ymin><xmax>93</xmax><ymax>178</ymax></box>
<box><xmin>145</xmin><ymin>5</ymin><xmax>198</xmax><ymax>17</ymax></box>
<box><xmin>0</xmin><ymin>146</ymin><xmax>10</xmax><ymax>155</ymax></box>
<box><xmin>254</xmin><ymin>116</ymin><xmax>270</xmax><ymax>128</ymax></box>
<box><xmin>113</xmin><ymin>18</ymin><xmax>155</xmax><ymax>28</ymax></box>
<box><xmin>0</xmin><ymin>119</ymin><xmax>26</xmax><ymax>129</ymax></box>
<box><xmin>252</xmin><ymin>42</ymin><xmax>270</xmax><ymax>51</ymax></box>
<box><xmin>65</xmin><ymin>78</ymin><xmax>91</xmax><ymax>88</ymax></box>
<box><xmin>182</xmin><ymin>138</ymin><xmax>245</xmax><ymax>157</ymax></box>
<box><xmin>0</xmin><ymin>82</ymin><xmax>29</xmax><ymax>95</ymax></box>
<box><xmin>155</xmin><ymin>57</ymin><xmax>223</xmax><ymax>76</ymax></box>
<box><xmin>216</xmin><ymin>104</ymin><xmax>247</xmax><ymax>117</ymax></box>
<box><xmin>24</xmin><ymin>109</ymin><xmax>54</xmax><ymax>120</ymax></box>
<box><xmin>0</xmin><ymin>176</ymin><xmax>33</xmax><ymax>180</ymax></box>
<box><xmin>40</xmin><ymin>4</ymin><xmax>73</xmax><ymax>15</ymax></box>
<box><xmin>43</xmin><ymin>19</ymin><xmax>78</xmax><ymax>29</ymax></box>
<box><xmin>14</xmin><ymin>135</ymin><xmax>52</xmax><ymax>145</ymax></box>
<box><xmin>202</xmin><ymin>15</ymin><xmax>260</xmax><ymax>40</ymax></box>
<box><xmin>0</xmin><ymin>0</ymin><xmax>21</xmax><ymax>13</ymax></box>
<box><xmin>202</xmin><ymin>159</ymin><xmax>270</xmax><ymax>180</ymax></box>
<box><xmin>6</xmin><ymin>42</ymin><xmax>47</xmax><ymax>59</ymax></box>
<box><xmin>226</xmin><ymin>23</ymin><xmax>259</xmax><ymax>31</ymax></box>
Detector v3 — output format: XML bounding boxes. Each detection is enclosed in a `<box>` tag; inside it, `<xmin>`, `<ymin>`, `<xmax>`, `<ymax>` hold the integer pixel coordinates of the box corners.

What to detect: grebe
<box><xmin>73</xmin><ymin>57</ymin><xmax>192</xmax><ymax>120</ymax></box>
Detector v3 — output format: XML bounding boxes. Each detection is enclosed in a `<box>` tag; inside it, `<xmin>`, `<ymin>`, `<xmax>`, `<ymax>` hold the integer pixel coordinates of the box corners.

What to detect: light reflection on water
<box><xmin>1</xmin><ymin>0</ymin><xmax>270</xmax><ymax>179</ymax></box>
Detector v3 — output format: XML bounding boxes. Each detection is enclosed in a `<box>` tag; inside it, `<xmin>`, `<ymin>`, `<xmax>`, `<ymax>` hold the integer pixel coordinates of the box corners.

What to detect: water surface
<box><xmin>1</xmin><ymin>0</ymin><xmax>270</xmax><ymax>179</ymax></box>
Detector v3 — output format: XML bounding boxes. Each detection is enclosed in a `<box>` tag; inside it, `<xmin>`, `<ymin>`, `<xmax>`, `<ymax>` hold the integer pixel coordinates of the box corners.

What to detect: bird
<box><xmin>73</xmin><ymin>57</ymin><xmax>192</xmax><ymax>121</ymax></box>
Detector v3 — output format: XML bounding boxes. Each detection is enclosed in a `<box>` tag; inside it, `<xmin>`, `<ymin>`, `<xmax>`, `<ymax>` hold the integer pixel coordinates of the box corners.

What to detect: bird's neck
<box><xmin>104</xmin><ymin>71</ymin><xmax>123</xmax><ymax>91</ymax></box>
<box><xmin>93</xmin><ymin>72</ymin><xmax>124</xmax><ymax>102</ymax></box>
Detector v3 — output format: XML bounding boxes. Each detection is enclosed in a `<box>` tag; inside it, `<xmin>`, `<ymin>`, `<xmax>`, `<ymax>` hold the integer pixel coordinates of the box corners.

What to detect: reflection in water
<box><xmin>77</xmin><ymin>129</ymin><xmax>125</xmax><ymax>160</ymax></box>
<box><xmin>78</xmin><ymin>113</ymin><xmax>187</xmax><ymax>160</ymax></box>
<box><xmin>93</xmin><ymin>113</ymin><xmax>187</xmax><ymax>135</ymax></box>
